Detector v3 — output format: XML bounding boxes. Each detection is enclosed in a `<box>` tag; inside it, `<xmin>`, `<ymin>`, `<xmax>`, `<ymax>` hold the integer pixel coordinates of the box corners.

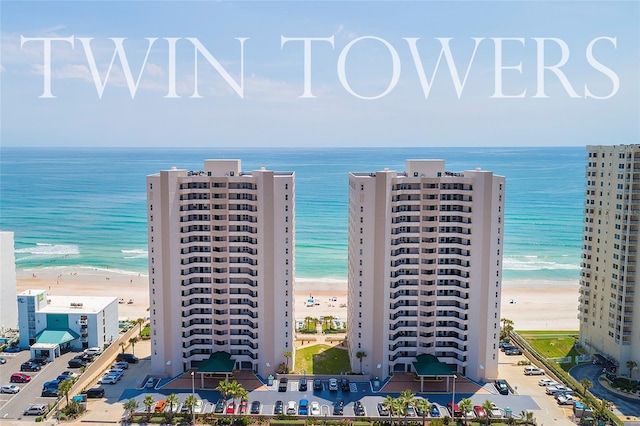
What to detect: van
<box><xmin>524</xmin><ymin>366</ymin><xmax>545</xmax><ymax>375</ymax></box>
<box><xmin>116</xmin><ymin>353</ymin><xmax>139</xmax><ymax>363</ymax></box>
<box><xmin>83</xmin><ymin>388</ymin><xmax>105</xmax><ymax>398</ymax></box>
<box><xmin>154</xmin><ymin>400</ymin><xmax>167</xmax><ymax>412</ymax></box>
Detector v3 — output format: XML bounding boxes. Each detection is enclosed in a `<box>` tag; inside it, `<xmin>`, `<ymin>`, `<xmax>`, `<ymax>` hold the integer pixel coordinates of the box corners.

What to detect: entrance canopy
<box><xmin>36</xmin><ymin>329</ymin><xmax>79</xmax><ymax>345</ymax></box>
<box><xmin>197</xmin><ymin>351</ymin><xmax>235</xmax><ymax>374</ymax></box>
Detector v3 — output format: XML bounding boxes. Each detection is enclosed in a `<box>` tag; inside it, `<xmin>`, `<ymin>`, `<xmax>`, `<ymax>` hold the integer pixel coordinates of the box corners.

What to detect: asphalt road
<box><xmin>570</xmin><ymin>363</ymin><xmax>640</xmax><ymax>420</ymax></box>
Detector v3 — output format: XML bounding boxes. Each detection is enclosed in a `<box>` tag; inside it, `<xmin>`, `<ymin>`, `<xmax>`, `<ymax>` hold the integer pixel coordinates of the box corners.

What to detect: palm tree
<box><xmin>119</xmin><ymin>341</ymin><xmax>126</xmax><ymax>353</ymax></box>
<box><xmin>580</xmin><ymin>378</ymin><xmax>593</xmax><ymax>397</ymax></box>
<box><xmin>415</xmin><ymin>398</ymin><xmax>431</xmax><ymax>426</ymax></box>
<box><xmin>399</xmin><ymin>389</ymin><xmax>416</xmax><ymax>425</ymax></box>
<box><xmin>216</xmin><ymin>380</ymin><xmax>232</xmax><ymax>403</ymax></box>
<box><xmin>323</xmin><ymin>315</ymin><xmax>335</xmax><ymax>331</ymax></box>
<box><xmin>136</xmin><ymin>318</ymin><xmax>145</xmax><ymax>336</ymax></box>
<box><xmin>592</xmin><ymin>399</ymin><xmax>609</xmax><ymax>421</ymax></box>
<box><xmin>128</xmin><ymin>337</ymin><xmax>138</xmax><ymax>355</ymax></box>
<box><xmin>458</xmin><ymin>398</ymin><xmax>472</xmax><ymax>425</ymax></box>
<box><xmin>304</xmin><ymin>316</ymin><xmax>315</xmax><ymax>332</ymax></box>
<box><xmin>481</xmin><ymin>400</ymin><xmax>494</xmax><ymax>426</ymax></box>
<box><xmin>500</xmin><ymin>318</ymin><xmax>514</xmax><ymax>341</ymax></box>
<box><xmin>383</xmin><ymin>395</ymin><xmax>396</xmax><ymax>416</ymax></box>
<box><xmin>356</xmin><ymin>351</ymin><xmax>367</xmax><ymax>374</ymax></box>
<box><xmin>165</xmin><ymin>393</ymin><xmax>179</xmax><ymax>423</ymax></box>
<box><xmin>626</xmin><ymin>360</ymin><xmax>637</xmax><ymax>378</ymax></box>
<box><xmin>123</xmin><ymin>399</ymin><xmax>139</xmax><ymax>424</ymax></box>
<box><xmin>283</xmin><ymin>351</ymin><xmax>292</xmax><ymax>371</ymax></box>
<box><xmin>183</xmin><ymin>394</ymin><xmax>197</xmax><ymax>423</ymax></box>
<box><xmin>520</xmin><ymin>410</ymin><xmax>535</xmax><ymax>425</ymax></box>
<box><xmin>58</xmin><ymin>378</ymin><xmax>74</xmax><ymax>406</ymax></box>
<box><xmin>143</xmin><ymin>395</ymin><xmax>155</xmax><ymax>422</ymax></box>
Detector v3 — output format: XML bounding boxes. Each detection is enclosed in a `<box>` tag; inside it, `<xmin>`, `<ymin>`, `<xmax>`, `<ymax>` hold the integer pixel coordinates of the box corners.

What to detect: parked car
<box><xmin>494</xmin><ymin>379</ymin><xmax>509</xmax><ymax>395</ymax></box>
<box><xmin>489</xmin><ymin>403</ymin><xmax>503</xmax><ymax>418</ymax></box>
<box><xmin>340</xmin><ymin>378</ymin><xmax>350</xmax><ymax>391</ymax></box>
<box><xmin>505</xmin><ymin>348</ymin><xmax>523</xmax><ymax>355</ymax></box>
<box><xmin>113</xmin><ymin>361</ymin><xmax>129</xmax><ymax>370</ymax></box>
<box><xmin>84</xmin><ymin>347</ymin><xmax>102</xmax><ymax>356</ymax></box>
<box><xmin>473</xmin><ymin>405</ymin><xmax>487</xmax><ymax>418</ymax></box>
<box><xmin>1</xmin><ymin>384</ymin><xmax>20</xmax><ymax>394</ymax></box>
<box><xmin>354</xmin><ymin>401</ymin><xmax>365</xmax><ymax>416</ymax></box>
<box><xmin>377</xmin><ymin>402</ymin><xmax>390</xmax><ymax>416</ymax></box>
<box><xmin>0</xmin><ymin>357</ymin><xmax>6</xmax><ymax>364</ymax></box>
<box><xmin>557</xmin><ymin>395</ymin><xmax>578</xmax><ymax>405</ymax></box>
<box><xmin>98</xmin><ymin>375</ymin><xmax>117</xmax><ymax>384</ymax></box>
<box><xmin>538</xmin><ymin>378</ymin><xmax>558</xmax><ymax>387</ymax></box>
<box><xmin>82</xmin><ymin>388</ymin><xmax>105</xmax><ymax>398</ymax></box>
<box><xmin>286</xmin><ymin>400</ymin><xmax>297</xmax><ymax>415</ymax></box>
<box><xmin>250</xmin><ymin>400</ymin><xmax>261</xmax><ymax>414</ymax></box>
<box><xmin>430</xmin><ymin>405</ymin><xmax>440</xmax><ymax>417</ymax></box>
<box><xmin>145</xmin><ymin>377</ymin><xmax>155</xmax><ymax>388</ymax></box>
<box><xmin>310</xmin><ymin>401</ymin><xmax>320</xmax><ymax>416</ymax></box>
<box><xmin>30</xmin><ymin>357</ymin><xmax>49</xmax><ymax>365</ymax></box>
<box><xmin>278</xmin><ymin>378</ymin><xmax>288</xmax><ymax>392</ymax></box>
<box><xmin>328</xmin><ymin>378</ymin><xmax>338</xmax><ymax>391</ymax></box>
<box><xmin>24</xmin><ymin>404</ymin><xmax>46</xmax><ymax>416</ymax></box>
<box><xmin>500</xmin><ymin>344</ymin><xmax>517</xmax><ymax>352</ymax></box>
<box><xmin>3</xmin><ymin>346</ymin><xmax>21</xmax><ymax>353</ymax></box>
<box><xmin>524</xmin><ymin>366</ymin><xmax>545</xmax><ymax>375</ymax></box>
<box><xmin>116</xmin><ymin>353</ymin><xmax>139</xmax><ymax>363</ymax></box>
<box><xmin>299</xmin><ymin>378</ymin><xmax>308</xmax><ymax>391</ymax></box>
<box><xmin>41</xmin><ymin>388</ymin><xmax>59</xmax><ymax>397</ymax></box>
<box><xmin>298</xmin><ymin>399</ymin><xmax>309</xmax><ymax>415</ymax></box>
<box><xmin>313</xmin><ymin>379</ymin><xmax>322</xmax><ymax>391</ymax></box>
<box><xmin>239</xmin><ymin>400</ymin><xmax>248</xmax><ymax>414</ymax></box>
<box><xmin>43</xmin><ymin>379</ymin><xmax>61</xmax><ymax>389</ymax></box>
<box><xmin>194</xmin><ymin>400</ymin><xmax>204</xmax><ymax>413</ymax></box>
<box><xmin>274</xmin><ymin>400</ymin><xmax>284</xmax><ymax>415</ymax></box>
<box><xmin>155</xmin><ymin>400</ymin><xmax>167</xmax><ymax>413</ymax></box>
<box><xmin>68</xmin><ymin>358</ymin><xmax>87</xmax><ymax>368</ymax></box>
<box><xmin>10</xmin><ymin>373</ymin><xmax>31</xmax><ymax>383</ymax></box>
<box><xmin>226</xmin><ymin>402</ymin><xmax>236</xmax><ymax>414</ymax></box>
<box><xmin>20</xmin><ymin>362</ymin><xmax>41</xmax><ymax>372</ymax></box>
<box><xmin>214</xmin><ymin>399</ymin><xmax>224</xmax><ymax>414</ymax></box>
<box><xmin>447</xmin><ymin>402</ymin><xmax>462</xmax><ymax>417</ymax></box>
<box><xmin>334</xmin><ymin>399</ymin><xmax>345</xmax><ymax>415</ymax></box>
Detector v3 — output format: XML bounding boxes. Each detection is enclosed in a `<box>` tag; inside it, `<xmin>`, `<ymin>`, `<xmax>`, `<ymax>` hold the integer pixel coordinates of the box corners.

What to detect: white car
<box><xmin>145</xmin><ymin>377</ymin><xmax>156</xmax><ymax>388</ymax></box>
<box><xmin>310</xmin><ymin>401</ymin><xmax>320</xmax><ymax>416</ymax></box>
<box><xmin>61</xmin><ymin>371</ymin><xmax>79</xmax><ymax>379</ymax></box>
<box><xmin>557</xmin><ymin>395</ymin><xmax>577</xmax><ymax>405</ymax></box>
<box><xmin>84</xmin><ymin>347</ymin><xmax>102</xmax><ymax>356</ymax></box>
<box><xmin>328</xmin><ymin>378</ymin><xmax>338</xmax><ymax>391</ymax></box>
<box><xmin>1</xmin><ymin>384</ymin><xmax>20</xmax><ymax>394</ymax></box>
<box><xmin>538</xmin><ymin>379</ymin><xmax>557</xmax><ymax>387</ymax></box>
<box><xmin>98</xmin><ymin>375</ymin><xmax>117</xmax><ymax>384</ymax></box>
<box><xmin>194</xmin><ymin>400</ymin><xmax>203</xmax><ymax>413</ymax></box>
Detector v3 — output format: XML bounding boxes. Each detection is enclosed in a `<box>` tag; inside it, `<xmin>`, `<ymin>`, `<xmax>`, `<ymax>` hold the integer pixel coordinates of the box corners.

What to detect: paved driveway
<box><xmin>570</xmin><ymin>363</ymin><xmax>640</xmax><ymax>422</ymax></box>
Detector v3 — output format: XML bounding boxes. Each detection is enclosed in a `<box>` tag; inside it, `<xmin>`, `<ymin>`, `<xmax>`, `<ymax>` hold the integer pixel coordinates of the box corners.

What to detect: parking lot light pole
<box><xmin>191</xmin><ymin>371</ymin><xmax>195</xmax><ymax>424</ymax></box>
<box><xmin>451</xmin><ymin>374</ymin><xmax>456</xmax><ymax>414</ymax></box>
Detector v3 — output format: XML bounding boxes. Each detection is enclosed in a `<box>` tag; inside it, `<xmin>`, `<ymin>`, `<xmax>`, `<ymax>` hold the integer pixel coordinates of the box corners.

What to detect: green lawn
<box><xmin>294</xmin><ymin>344</ymin><xmax>351</xmax><ymax>374</ymax></box>
<box><xmin>518</xmin><ymin>330</ymin><xmax>581</xmax><ymax>369</ymax></box>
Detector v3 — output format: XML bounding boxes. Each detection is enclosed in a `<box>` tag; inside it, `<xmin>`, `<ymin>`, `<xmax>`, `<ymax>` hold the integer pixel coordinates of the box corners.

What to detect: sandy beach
<box><xmin>16</xmin><ymin>268</ymin><xmax>579</xmax><ymax>330</ymax></box>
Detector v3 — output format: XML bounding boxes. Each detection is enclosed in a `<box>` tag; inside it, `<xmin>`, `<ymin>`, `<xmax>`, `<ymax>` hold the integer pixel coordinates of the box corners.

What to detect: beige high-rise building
<box><xmin>1</xmin><ymin>231</ymin><xmax>18</xmax><ymax>332</ymax></box>
<box><xmin>579</xmin><ymin>145</ymin><xmax>640</xmax><ymax>371</ymax></box>
<box><xmin>347</xmin><ymin>160</ymin><xmax>504</xmax><ymax>382</ymax></box>
<box><xmin>147</xmin><ymin>160</ymin><xmax>295</xmax><ymax>378</ymax></box>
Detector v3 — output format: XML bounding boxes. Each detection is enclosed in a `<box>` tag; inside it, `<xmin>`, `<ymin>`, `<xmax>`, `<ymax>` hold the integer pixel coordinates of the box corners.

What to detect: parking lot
<box><xmin>0</xmin><ymin>340</ymin><xmax>581</xmax><ymax>425</ymax></box>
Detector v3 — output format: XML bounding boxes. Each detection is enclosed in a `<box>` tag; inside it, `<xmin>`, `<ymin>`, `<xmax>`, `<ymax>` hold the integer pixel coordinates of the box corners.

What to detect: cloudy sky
<box><xmin>1</xmin><ymin>1</ymin><xmax>638</xmax><ymax>147</ymax></box>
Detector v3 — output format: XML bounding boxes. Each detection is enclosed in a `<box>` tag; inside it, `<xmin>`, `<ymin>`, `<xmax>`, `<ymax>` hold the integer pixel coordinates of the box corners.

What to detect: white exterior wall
<box><xmin>347</xmin><ymin>160</ymin><xmax>504</xmax><ymax>382</ymax></box>
<box><xmin>17</xmin><ymin>290</ymin><xmax>118</xmax><ymax>350</ymax></box>
<box><xmin>580</xmin><ymin>145</ymin><xmax>640</xmax><ymax>370</ymax></box>
<box><xmin>148</xmin><ymin>160</ymin><xmax>295</xmax><ymax>378</ymax></box>
<box><xmin>0</xmin><ymin>232</ymin><xmax>18</xmax><ymax>331</ymax></box>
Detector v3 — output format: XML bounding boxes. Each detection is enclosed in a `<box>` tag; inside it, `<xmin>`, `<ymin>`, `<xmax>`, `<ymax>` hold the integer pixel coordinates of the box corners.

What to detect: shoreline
<box><xmin>15</xmin><ymin>267</ymin><xmax>579</xmax><ymax>330</ymax></box>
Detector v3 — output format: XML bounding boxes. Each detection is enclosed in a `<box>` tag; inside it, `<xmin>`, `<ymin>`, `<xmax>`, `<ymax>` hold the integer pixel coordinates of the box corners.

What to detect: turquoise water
<box><xmin>0</xmin><ymin>147</ymin><xmax>585</xmax><ymax>280</ymax></box>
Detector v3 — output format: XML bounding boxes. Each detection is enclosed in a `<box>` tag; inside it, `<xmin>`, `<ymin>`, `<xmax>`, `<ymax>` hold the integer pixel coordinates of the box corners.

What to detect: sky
<box><xmin>1</xmin><ymin>1</ymin><xmax>638</xmax><ymax>147</ymax></box>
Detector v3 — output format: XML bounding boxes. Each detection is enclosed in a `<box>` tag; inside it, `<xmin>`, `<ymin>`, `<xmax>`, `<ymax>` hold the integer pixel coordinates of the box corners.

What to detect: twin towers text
<box><xmin>21</xmin><ymin>35</ymin><xmax>620</xmax><ymax>100</ymax></box>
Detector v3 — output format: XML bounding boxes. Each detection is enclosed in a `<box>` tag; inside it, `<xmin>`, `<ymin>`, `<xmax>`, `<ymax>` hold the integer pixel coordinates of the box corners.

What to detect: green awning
<box><xmin>35</xmin><ymin>329</ymin><xmax>80</xmax><ymax>345</ymax></box>
<box><xmin>412</xmin><ymin>354</ymin><xmax>454</xmax><ymax>377</ymax></box>
<box><xmin>197</xmin><ymin>351</ymin><xmax>235</xmax><ymax>373</ymax></box>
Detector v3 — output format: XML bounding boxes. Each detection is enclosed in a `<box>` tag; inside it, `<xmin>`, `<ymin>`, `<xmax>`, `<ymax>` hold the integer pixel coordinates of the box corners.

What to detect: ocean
<box><xmin>0</xmin><ymin>147</ymin><xmax>585</xmax><ymax>281</ymax></box>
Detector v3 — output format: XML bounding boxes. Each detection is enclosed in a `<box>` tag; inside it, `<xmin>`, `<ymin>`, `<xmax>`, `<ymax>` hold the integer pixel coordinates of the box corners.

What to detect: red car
<box><xmin>473</xmin><ymin>406</ymin><xmax>487</xmax><ymax>418</ymax></box>
<box><xmin>447</xmin><ymin>402</ymin><xmax>462</xmax><ymax>417</ymax></box>
<box><xmin>226</xmin><ymin>402</ymin><xmax>235</xmax><ymax>414</ymax></box>
<box><xmin>10</xmin><ymin>373</ymin><xmax>31</xmax><ymax>383</ymax></box>
<box><xmin>239</xmin><ymin>400</ymin><xmax>248</xmax><ymax>414</ymax></box>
